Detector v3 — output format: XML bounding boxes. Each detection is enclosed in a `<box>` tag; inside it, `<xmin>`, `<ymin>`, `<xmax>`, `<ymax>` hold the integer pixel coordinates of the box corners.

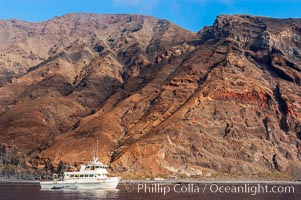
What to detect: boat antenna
<box><xmin>96</xmin><ymin>140</ymin><xmax>99</xmax><ymax>159</ymax></box>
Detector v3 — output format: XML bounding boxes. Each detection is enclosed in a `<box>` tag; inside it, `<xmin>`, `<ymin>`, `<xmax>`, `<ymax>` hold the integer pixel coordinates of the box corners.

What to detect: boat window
<box><xmin>91</xmin><ymin>166</ymin><xmax>95</xmax><ymax>170</ymax></box>
<box><xmin>84</xmin><ymin>175</ymin><xmax>88</xmax><ymax>177</ymax></box>
<box><xmin>70</xmin><ymin>175</ymin><xmax>74</xmax><ymax>177</ymax></box>
<box><xmin>75</xmin><ymin>174</ymin><xmax>79</xmax><ymax>177</ymax></box>
<box><xmin>89</xmin><ymin>175</ymin><xmax>94</xmax><ymax>177</ymax></box>
<box><xmin>80</xmin><ymin>175</ymin><xmax>84</xmax><ymax>177</ymax></box>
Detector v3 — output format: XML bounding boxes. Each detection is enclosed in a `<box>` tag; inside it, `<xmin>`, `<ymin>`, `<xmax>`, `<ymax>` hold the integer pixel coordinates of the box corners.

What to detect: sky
<box><xmin>0</xmin><ymin>0</ymin><xmax>301</xmax><ymax>32</ymax></box>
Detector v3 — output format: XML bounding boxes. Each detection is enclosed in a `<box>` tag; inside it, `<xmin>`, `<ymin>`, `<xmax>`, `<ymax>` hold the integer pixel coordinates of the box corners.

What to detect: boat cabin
<box><xmin>63</xmin><ymin>157</ymin><xmax>109</xmax><ymax>180</ymax></box>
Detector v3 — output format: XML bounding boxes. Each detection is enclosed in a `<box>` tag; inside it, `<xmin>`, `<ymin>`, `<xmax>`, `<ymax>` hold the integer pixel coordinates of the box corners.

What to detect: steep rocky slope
<box><xmin>0</xmin><ymin>14</ymin><xmax>301</xmax><ymax>180</ymax></box>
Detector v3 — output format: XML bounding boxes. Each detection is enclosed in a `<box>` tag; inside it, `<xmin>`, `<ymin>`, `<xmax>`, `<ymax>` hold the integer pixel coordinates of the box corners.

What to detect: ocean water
<box><xmin>0</xmin><ymin>182</ymin><xmax>300</xmax><ymax>200</ymax></box>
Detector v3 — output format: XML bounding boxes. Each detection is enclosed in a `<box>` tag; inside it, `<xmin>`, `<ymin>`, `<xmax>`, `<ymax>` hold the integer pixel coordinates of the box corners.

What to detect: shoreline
<box><xmin>1</xmin><ymin>179</ymin><xmax>300</xmax><ymax>185</ymax></box>
<box><xmin>0</xmin><ymin>179</ymin><xmax>40</xmax><ymax>185</ymax></box>
<box><xmin>120</xmin><ymin>179</ymin><xmax>301</xmax><ymax>185</ymax></box>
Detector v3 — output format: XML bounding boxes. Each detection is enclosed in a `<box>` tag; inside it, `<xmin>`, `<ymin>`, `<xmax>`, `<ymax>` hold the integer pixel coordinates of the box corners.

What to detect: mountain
<box><xmin>0</xmin><ymin>13</ymin><xmax>301</xmax><ymax>180</ymax></box>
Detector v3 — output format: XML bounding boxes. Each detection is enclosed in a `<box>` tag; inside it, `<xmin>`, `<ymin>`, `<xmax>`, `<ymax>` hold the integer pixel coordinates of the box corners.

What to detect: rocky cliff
<box><xmin>0</xmin><ymin>14</ymin><xmax>301</xmax><ymax>180</ymax></box>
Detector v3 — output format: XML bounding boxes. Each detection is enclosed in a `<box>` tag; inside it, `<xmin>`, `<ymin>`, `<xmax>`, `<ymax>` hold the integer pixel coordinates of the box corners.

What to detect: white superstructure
<box><xmin>40</xmin><ymin>156</ymin><xmax>121</xmax><ymax>190</ymax></box>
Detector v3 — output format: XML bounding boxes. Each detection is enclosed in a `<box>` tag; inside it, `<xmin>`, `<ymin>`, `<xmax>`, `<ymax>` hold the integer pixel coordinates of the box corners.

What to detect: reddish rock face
<box><xmin>0</xmin><ymin>14</ymin><xmax>301</xmax><ymax>180</ymax></box>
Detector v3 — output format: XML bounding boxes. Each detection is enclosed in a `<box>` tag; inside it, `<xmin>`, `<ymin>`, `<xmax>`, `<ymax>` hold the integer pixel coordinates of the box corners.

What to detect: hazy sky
<box><xmin>0</xmin><ymin>0</ymin><xmax>301</xmax><ymax>32</ymax></box>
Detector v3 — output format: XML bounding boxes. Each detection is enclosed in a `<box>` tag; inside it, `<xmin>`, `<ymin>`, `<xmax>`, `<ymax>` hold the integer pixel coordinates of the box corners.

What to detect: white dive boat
<box><xmin>40</xmin><ymin>156</ymin><xmax>121</xmax><ymax>190</ymax></box>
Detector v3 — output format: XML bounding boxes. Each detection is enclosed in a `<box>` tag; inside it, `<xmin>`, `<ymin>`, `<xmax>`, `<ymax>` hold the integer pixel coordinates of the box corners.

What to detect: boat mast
<box><xmin>92</xmin><ymin>140</ymin><xmax>99</xmax><ymax>162</ymax></box>
<box><xmin>96</xmin><ymin>140</ymin><xmax>99</xmax><ymax>159</ymax></box>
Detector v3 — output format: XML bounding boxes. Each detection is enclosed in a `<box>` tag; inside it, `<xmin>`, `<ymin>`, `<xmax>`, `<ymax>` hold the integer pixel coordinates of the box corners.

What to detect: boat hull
<box><xmin>40</xmin><ymin>177</ymin><xmax>121</xmax><ymax>190</ymax></box>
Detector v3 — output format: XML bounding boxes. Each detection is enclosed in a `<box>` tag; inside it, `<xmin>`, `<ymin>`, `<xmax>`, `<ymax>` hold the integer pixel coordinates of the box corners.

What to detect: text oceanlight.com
<box><xmin>127</xmin><ymin>183</ymin><xmax>295</xmax><ymax>196</ymax></box>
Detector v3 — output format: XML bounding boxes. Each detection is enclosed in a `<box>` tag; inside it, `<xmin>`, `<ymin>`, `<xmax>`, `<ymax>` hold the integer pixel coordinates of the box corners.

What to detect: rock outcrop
<box><xmin>0</xmin><ymin>14</ymin><xmax>301</xmax><ymax>180</ymax></box>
